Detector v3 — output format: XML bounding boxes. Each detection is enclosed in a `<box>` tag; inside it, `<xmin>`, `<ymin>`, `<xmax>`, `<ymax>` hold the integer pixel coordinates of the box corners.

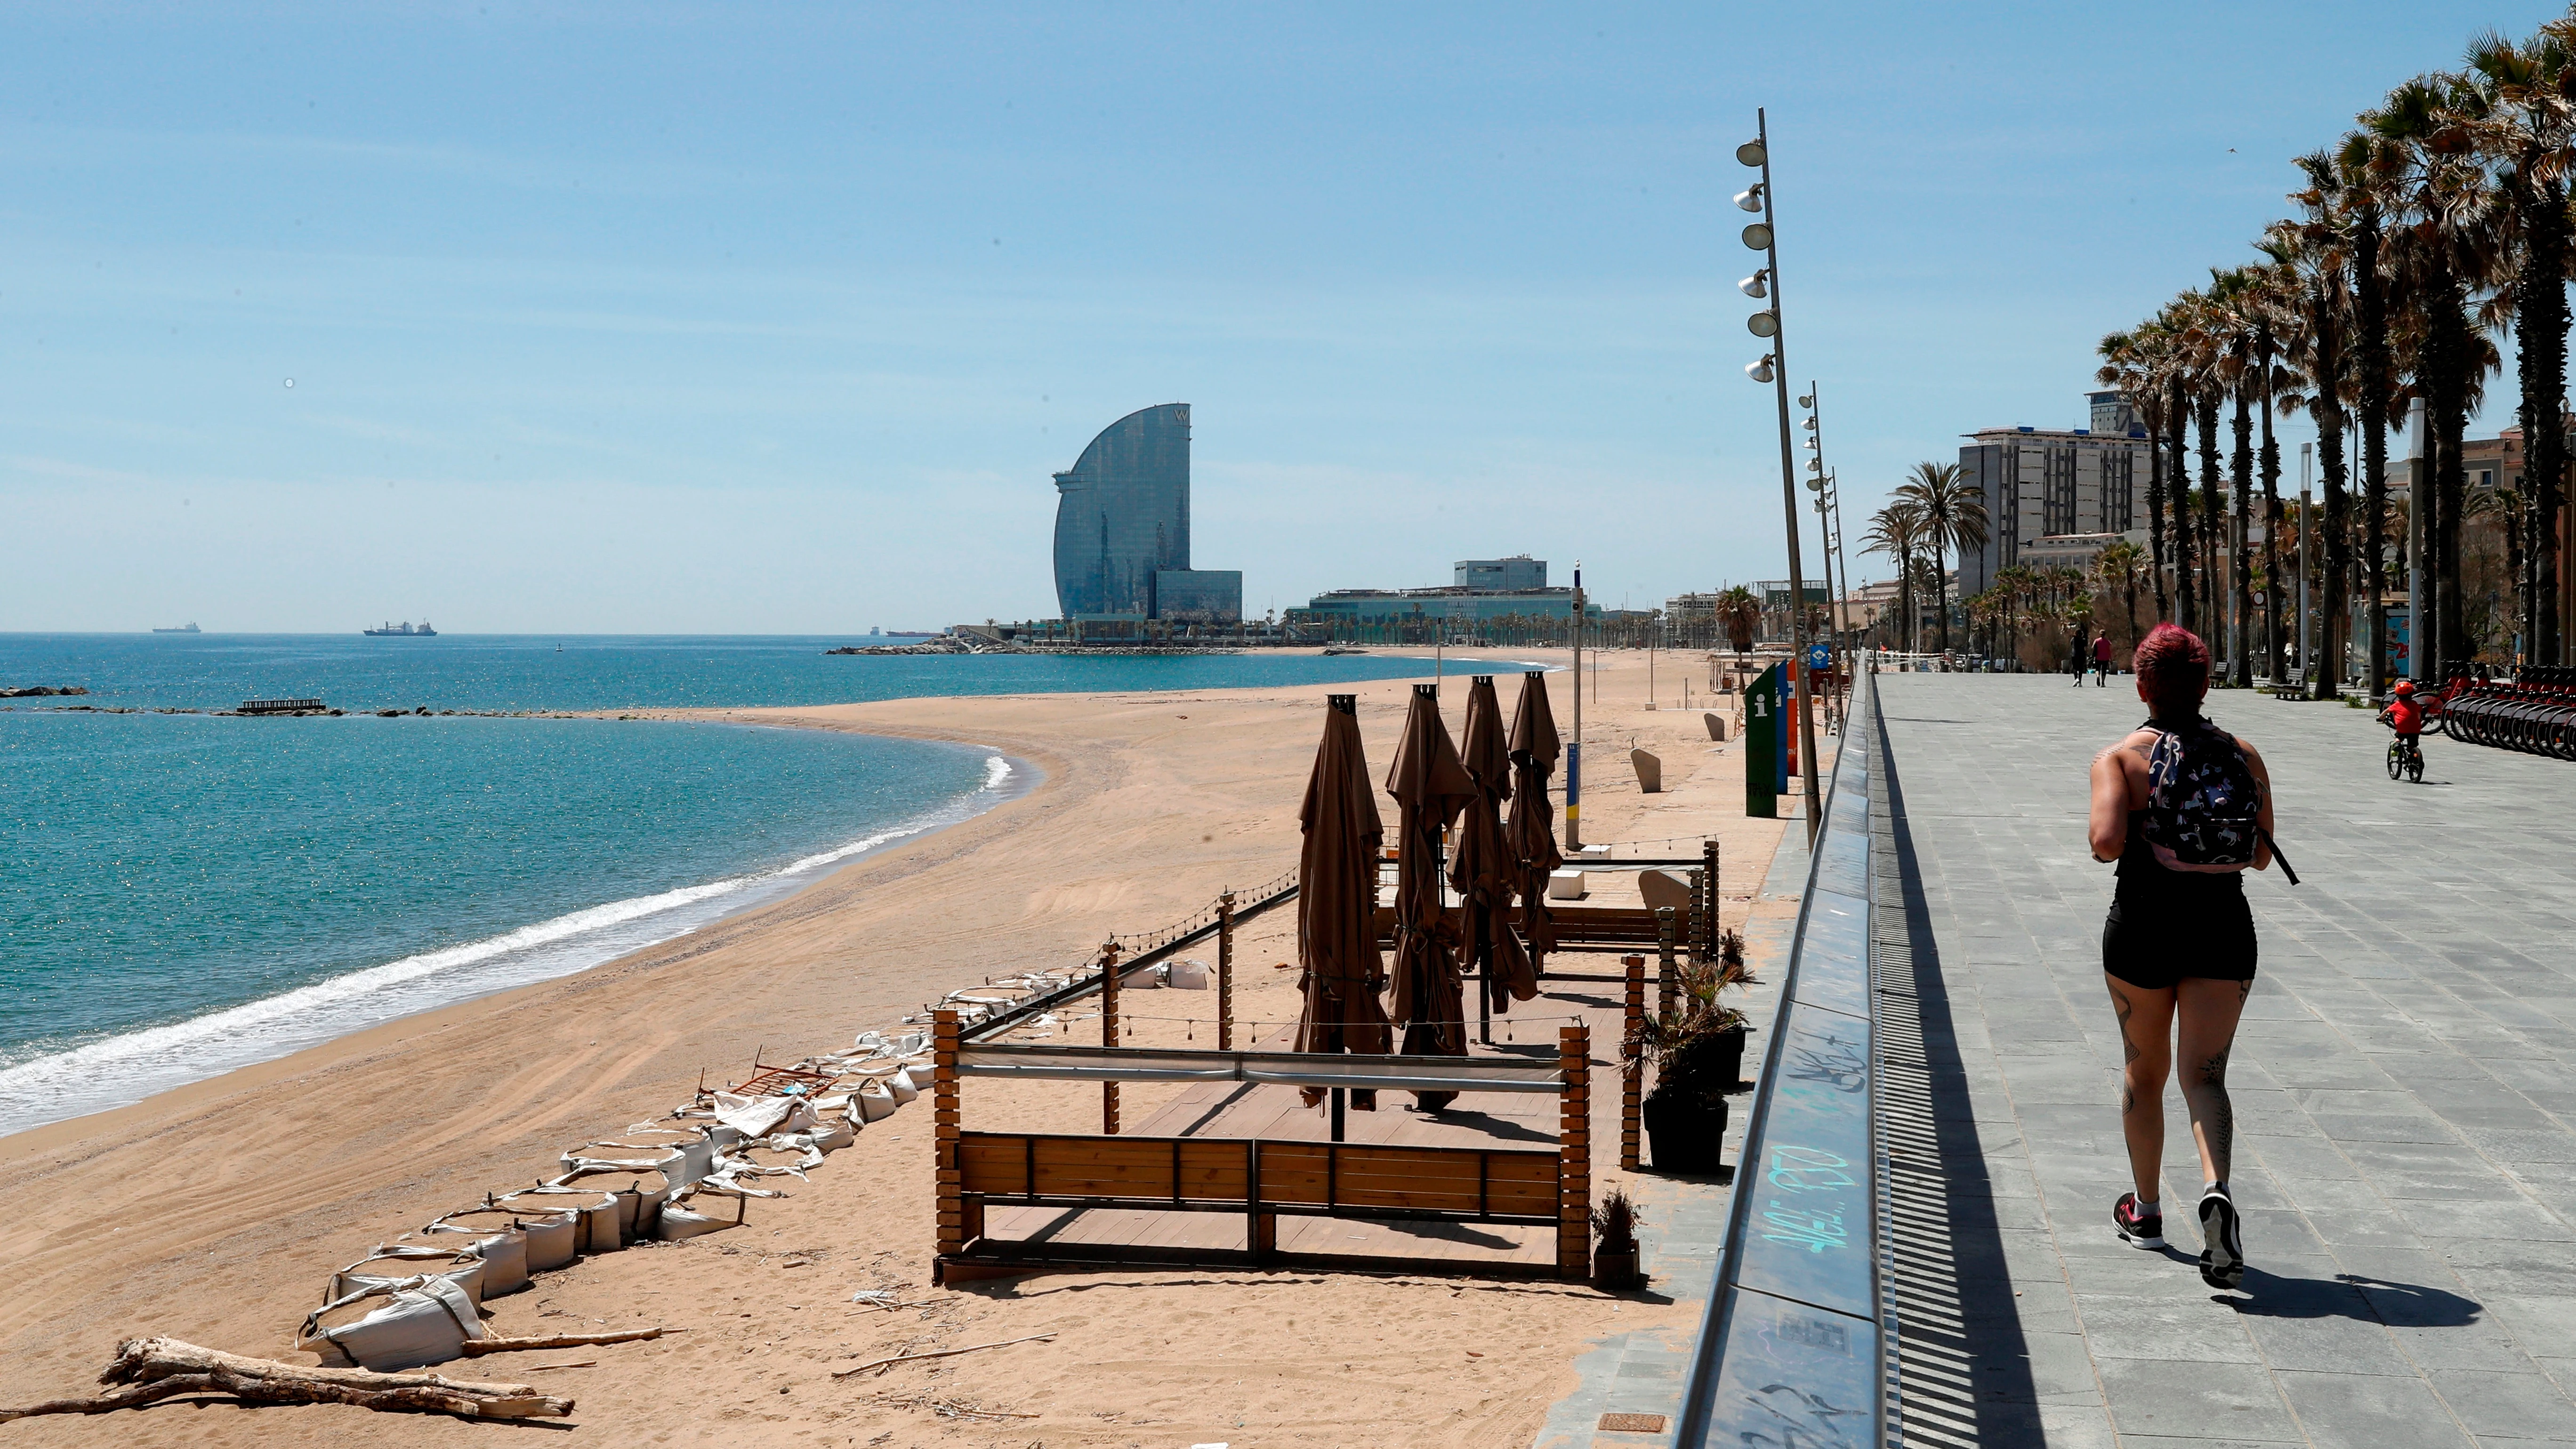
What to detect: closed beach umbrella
<box><xmin>1450</xmin><ymin>676</ymin><xmax>1537</xmax><ymax>1024</ymax></box>
<box><xmin>1506</xmin><ymin>670</ymin><xmax>1564</xmax><ymax>970</ymax></box>
<box><xmin>1385</xmin><ymin>682</ymin><xmax>1477</xmax><ymax>1109</ymax></box>
<box><xmin>1294</xmin><ymin>694</ymin><xmax>1393</xmax><ymax>1110</ymax></box>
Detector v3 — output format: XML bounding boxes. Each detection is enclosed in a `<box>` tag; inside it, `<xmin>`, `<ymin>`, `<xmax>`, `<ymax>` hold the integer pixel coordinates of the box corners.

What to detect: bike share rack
<box><xmin>2433</xmin><ymin>664</ymin><xmax>2576</xmax><ymax>761</ymax></box>
<box><xmin>1669</xmin><ymin>671</ymin><xmax>1893</xmax><ymax>1449</ymax></box>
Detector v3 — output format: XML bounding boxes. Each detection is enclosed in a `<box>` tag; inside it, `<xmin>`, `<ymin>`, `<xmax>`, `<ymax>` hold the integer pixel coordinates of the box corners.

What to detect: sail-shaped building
<box><xmin>1052</xmin><ymin>403</ymin><xmax>1241</xmax><ymax>623</ymax></box>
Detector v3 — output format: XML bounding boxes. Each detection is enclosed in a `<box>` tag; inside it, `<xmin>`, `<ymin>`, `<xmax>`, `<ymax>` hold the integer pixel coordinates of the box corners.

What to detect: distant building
<box><xmin>1453</xmin><ymin>555</ymin><xmax>1547</xmax><ymax>590</ymax></box>
<box><xmin>1051</xmin><ymin>403</ymin><xmax>1241</xmax><ymax>624</ymax></box>
<box><xmin>1289</xmin><ymin>587</ymin><xmax>1598</xmax><ymax>631</ymax></box>
<box><xmin>1957</xmin><ymin>419</ymin><xmax>2153</xmax><ymax>597</ymax></box>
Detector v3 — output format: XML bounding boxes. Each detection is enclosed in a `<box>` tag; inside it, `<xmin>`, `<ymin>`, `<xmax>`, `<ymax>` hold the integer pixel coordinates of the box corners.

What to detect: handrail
<box><xmin>1670</xmin><ymin>668</ymin><xmax>1892</xmax><ymax>1448</ymax></box>
<box><xmin>956</xmin><ymin>1043</ymin><xmax>1567</xmax><ymax>1093</ymax></box>
<box><xmin>961</xmin><ymin>877</ymin><xmax>1302</xmax><ymax>1042</ymax></box>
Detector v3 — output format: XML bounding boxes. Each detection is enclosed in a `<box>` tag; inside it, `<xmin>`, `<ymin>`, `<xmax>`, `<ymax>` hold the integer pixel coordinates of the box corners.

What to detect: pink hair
<box><xmin>2133</xmin><ymin>623</ymin><xmax>2210</xmax><ymax>717</ymax></box>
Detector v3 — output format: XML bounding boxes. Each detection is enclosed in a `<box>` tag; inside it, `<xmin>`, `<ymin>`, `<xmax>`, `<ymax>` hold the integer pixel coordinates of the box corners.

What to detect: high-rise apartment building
<box><xmin>1454</xmin><ymin>555</ymin><xmax>1547</xmax><ymax>590</ymax></box>
<box><xmin>1957</xmin><ymin>422</ymin><xmax>2152</xmax><ymax>596</ymax></box>
<box><xmin>1051</xmin><ymin>403</ymin><xmax>1241</xmax><ymax>623</ymax></box>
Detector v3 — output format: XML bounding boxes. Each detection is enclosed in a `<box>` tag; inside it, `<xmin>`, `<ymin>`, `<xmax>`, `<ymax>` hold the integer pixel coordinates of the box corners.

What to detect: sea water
<box><xmin>0</xmin><ymin>635</ymin><xmax>1457</xmax><ymax>1128</ymax></box>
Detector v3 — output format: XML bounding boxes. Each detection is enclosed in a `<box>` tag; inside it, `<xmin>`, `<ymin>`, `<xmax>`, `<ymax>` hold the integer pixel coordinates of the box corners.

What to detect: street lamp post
<box><xmin>1737</xmin><ymin>111</ymin><xmax>1824</xmax><ymax>839</ymax></box>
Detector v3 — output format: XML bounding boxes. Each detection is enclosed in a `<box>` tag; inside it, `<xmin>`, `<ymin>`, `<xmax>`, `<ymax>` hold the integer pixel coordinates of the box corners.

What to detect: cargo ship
<box><xmin>152</xmin><ymin>622</ymin><xmax>201</xmax><ymax>634</ymax></box>
<box><xmin>362</xmin><ymin>620</ymin><xmax>438</xmax><ymax>636</ymax></box>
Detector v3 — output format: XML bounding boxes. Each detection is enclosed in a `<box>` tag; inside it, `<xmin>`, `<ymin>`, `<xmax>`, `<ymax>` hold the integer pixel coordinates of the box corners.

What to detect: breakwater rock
<box><xmin>0</xmin><ymin>685</ymin><xmax>89</xmax><ymax>698</ymax></box>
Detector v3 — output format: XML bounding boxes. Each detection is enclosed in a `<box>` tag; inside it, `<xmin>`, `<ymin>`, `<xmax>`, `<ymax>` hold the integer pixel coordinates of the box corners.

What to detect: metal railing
<box><xmin>1671</xmin><ymin>668</ymin><xmax>1893</xmax><ymax>1448</ymax></box>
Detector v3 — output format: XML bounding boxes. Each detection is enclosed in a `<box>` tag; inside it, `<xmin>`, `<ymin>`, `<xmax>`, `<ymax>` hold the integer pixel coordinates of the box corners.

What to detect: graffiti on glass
<box><xmin>1783</xmin><ymin>1029</ymin><xmax>1868</xmax><ymax>1094</ymax></box>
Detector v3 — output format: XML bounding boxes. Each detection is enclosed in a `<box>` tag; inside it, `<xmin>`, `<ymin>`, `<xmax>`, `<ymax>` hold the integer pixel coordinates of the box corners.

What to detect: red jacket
<box><xmin>2383</xmin><ymin>698</ymin><xmax>2423</xmax><ymax>736</ymax></box>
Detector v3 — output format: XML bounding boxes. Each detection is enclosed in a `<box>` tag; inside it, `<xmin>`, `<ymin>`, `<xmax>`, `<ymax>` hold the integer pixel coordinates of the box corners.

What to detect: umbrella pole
<box><xmin>1330</xmin><ymin>1088</ymin><xmax>1346</xmax><ymax>1142</ymax></box>
<box><xmin>1476</xmin><ymin>900</ymin><xmax>1492</xmax><ymax>1046</ymax></box>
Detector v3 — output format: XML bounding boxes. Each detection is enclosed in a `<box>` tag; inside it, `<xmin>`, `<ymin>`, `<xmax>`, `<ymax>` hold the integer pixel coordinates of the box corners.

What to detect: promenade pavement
<box><xmin>1877</xmin><ymin>672</ymin><xmax>2576</xmax><ymax>1447</ymax></box>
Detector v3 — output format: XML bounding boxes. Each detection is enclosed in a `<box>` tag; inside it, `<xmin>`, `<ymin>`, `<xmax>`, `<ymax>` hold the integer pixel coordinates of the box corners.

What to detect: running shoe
<box><xmin>2198</xmin><ymin>1187</ymin><xmax>2246</xmax><ymax>1288</ymax></box>
<box><xmin>2113</xmin><ymin>1192</ymin><xmax>2164</xmax><ymax>1249</ymax></box>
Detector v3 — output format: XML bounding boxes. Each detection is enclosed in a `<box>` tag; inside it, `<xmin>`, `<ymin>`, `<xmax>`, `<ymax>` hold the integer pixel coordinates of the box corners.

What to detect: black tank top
<box><xmin>2115</xmin><ymin>807</ymin><xmax>2245</xmax><ymax>906</ymax></box>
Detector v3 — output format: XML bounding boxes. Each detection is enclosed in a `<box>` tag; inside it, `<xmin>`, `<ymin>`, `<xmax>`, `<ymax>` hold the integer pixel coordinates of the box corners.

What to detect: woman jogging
<box><xmin>2087</xmin><ymin>623</ymin><xmax>2272</xmax><ymax>1289</ymax></box>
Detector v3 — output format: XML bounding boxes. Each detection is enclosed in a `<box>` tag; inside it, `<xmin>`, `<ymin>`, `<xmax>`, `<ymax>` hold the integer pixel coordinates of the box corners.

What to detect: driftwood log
<box><xmin>0</xmin><ymin>1337</ymin><xmax>574</xmax><ymax>1423</ymax></box>
<box><xmin>459</xmin><ymin>1327</ymin><xmax>671</xmax><ymax>1356</ymax></box>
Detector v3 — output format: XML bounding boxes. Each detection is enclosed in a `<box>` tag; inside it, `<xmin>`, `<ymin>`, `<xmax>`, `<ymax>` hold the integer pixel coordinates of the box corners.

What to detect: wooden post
<box><xmin>1558</xmin><ymin>1024</ymin><xmax>1592</xmax><ymax>1282</ymax></box>
<box><xmin>1684</xmin><ymin>870</ymin><xmax>1705</xmax><ymax>964</ymax></box>
<box><xmin>1620</xmin><ymin>955</ymin><xmax>1644</xmax><ymax>1173</ymax></box>
<box><xmin>1099</xmin><ymin>940</ymin><xmax>1121</xmax><ymax>1135</ymax></box>
<box><xmin>933</xmin><ymin>1010</ymin><xmax>964</xmax><ymax>1264</ymax></box>
<box><xmin>1217</xmin><ymin>890</ymin><xmax>1236</xmax><ymax>1051</ymax></box>
<box><xmin>1700</xmin><ymin>837</ymin><xmax>1721</xmax><ymax>962</ymax></box>
<box><xmin>1655</xmin><ymin>906</ymin><xmax>1679</xmax><ymax>1021</ymax></box>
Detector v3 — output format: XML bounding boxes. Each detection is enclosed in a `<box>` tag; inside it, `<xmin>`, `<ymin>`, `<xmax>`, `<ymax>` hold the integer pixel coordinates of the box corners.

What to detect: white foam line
<box><xmin>0</xmin><ymin>752</ymin><xmax>1022</xmax><ymax>1131</ymax></box>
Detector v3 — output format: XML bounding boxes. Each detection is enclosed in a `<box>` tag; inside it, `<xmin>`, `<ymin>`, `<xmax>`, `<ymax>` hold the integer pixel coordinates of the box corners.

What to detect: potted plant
<box><xmin>1591</xmin><ymin>1187</ymin><xmax>1642</xmax><ymax>1290</ymax></box>
<box><xmin>1641</xmin><ymin>957</ymin><xmax>1751</xmax><ymax>1174</ymax></box>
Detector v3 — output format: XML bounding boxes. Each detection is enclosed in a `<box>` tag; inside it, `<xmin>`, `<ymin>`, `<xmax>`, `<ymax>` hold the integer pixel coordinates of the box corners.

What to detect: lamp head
<box><xmin>1797</xmin><ymin>393</ymin><xmax>1815</xmax><ymax>409</ymax></box>
<box><xmin>1746</xmin><ymin>356</ymin><xmax>1776</xmax><ymax>384</ymax></box>
<box><xmin>1741</xmin><ymin>222</ymin><xmax>1773</xmax><ymax>250</ymax></box>
<box><xmin>1736</xmin><ymin>139</ymin><xmax>1767</xmax><ymax>167</ymax></box>
<box><xmin>1801</xmin><ymin>416</ymin><xmax>1817</xmax><ymax>431</ymax></box>
<box><xmin>1738</xmin><ymin>271</ymin><xmax>1768</xmax><ymax>299</ymax></box>
<box><xmin>1733</xmin><ymin>185</ymin><xmax>1764</xmax><ymax>213</ymax></box>
<box><xmin>1747</xmin><ymin>310</ymin><xmax>1779</xmax><ymax>338</ymax></box>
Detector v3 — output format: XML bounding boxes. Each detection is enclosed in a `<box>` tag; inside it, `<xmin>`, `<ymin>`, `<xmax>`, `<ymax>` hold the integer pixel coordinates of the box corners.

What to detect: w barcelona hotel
<box><xmin>1051</xmin><ymin>403</ymin><xmax>1243</xmax><ymax>626</ymax></box>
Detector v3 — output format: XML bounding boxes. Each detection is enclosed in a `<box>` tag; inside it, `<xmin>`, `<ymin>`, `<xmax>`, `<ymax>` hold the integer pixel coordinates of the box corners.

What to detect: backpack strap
<box><xmin>2255</xmin><ymin>825</ymin><xmax>2300</xmax><ymax>886</ymax></box>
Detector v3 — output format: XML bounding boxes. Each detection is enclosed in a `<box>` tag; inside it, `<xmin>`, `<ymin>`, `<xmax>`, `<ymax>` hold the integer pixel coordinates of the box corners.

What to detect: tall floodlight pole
<box><xmin>1736</xmin><ymin>111</ymin><xmax>1823</xmax><ymax>839</ymax></box>
<box><xmin>1801</xmin><ymin>387</ymin><xmax>1844</xmax><ymax>727</ymax></box>
<box><xmin>1568</xmin><ymin>560</ymin><xmax>1584</xmax><ymax>851</ymax></box>
<box><xmin>2298</xmin><ymin>443</ymin><xmax>2313</xmax><ymax>679</ymax></box>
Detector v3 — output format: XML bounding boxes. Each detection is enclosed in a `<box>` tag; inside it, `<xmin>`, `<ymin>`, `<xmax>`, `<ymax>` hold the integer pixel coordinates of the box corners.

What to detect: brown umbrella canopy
<box><xmin>1294</xmin><ymin>694</ymin><xmax>1392</xmax><ymax>1108</ymax></box>
<box><xmin>1385</xmin><ymin>683</ymin><xmax>1478</xmax><ymax>1109</ymax></box>
<box><xmin>1449</xmin><ymin>676</ymin><xmax>1538</xmax><ymax>1017</ymax></box>
<box><xmin>1505</xmin><ymin>671</ymin><xmax>1564</xmax><ymax>966</ymax></box>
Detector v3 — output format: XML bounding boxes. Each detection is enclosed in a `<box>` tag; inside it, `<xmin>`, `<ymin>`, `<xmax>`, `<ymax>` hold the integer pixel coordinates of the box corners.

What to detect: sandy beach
<box><xmin>0</xmin><ymin>647</ymin><xmax>1797</xmax><ymax>1447</ymax></box>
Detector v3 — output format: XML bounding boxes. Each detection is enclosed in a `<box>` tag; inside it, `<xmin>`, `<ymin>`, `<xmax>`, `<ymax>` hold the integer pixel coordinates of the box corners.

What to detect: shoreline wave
<box><xmin>0</xmin><ymin>749</ymin><xmax>1031</xmax><ymax>1132</ymax></box>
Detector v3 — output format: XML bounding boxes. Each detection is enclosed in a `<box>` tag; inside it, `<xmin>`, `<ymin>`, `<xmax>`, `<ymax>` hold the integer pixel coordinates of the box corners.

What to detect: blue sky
<box><xmin>3</xmin><ymin>2</ymin><xmax>2560</xmax><ymax>633</ymax></box>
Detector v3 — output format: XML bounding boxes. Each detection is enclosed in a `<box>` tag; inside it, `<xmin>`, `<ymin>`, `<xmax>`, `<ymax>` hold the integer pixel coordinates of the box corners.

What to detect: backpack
<box><xmin>2138</xmin><ymin>717</ymin><xmax>2298</xmax><ymax>884</ymax></box>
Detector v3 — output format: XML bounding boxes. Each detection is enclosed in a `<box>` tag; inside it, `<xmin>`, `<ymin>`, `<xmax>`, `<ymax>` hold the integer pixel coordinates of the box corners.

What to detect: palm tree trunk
<box><xmin>2146</xmin><ymin>415</ymin><xmax>2172</xmax><ymax>620</ymax></box>
<box><xmin>2196</xmin><ymin>388</ymin><xmax>2222</xmax><ymax>645</ymax></box>
<box><xmin>2520</xmin><ymin>176</ymin><xmax>2567</xmax><ymax>666</ymax></box>
<box><xmin>2229</xmin><ymin>372</ymin><xmax>2254</xmax><ymax>688</ymax></box>
<box><xmin>2356</xmin><ymin>207</ymin><xmax>2391</xmax><ymax>695</ymax></box>
<box><xmin>2258</xmin><ymin>330</ymin><xmax>2281</xmax><ymax>684</ymax></box>
<box><xmin>2314</xmin><ymin>283</ymin><xmax>2349</xmax><ymax>700</ymax></box>
<box><xmin>2429</xmin><ymin>263</ymin><xmax>2470</xmax><ymax>675</ymax></box>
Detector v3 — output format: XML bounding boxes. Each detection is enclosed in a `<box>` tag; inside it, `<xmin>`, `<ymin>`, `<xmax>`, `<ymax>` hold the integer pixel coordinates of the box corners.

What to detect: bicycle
<box><xmin>2384</xmin><ymin>733</ymin><xmax>2423</xmax><ymax>783</ymax></box>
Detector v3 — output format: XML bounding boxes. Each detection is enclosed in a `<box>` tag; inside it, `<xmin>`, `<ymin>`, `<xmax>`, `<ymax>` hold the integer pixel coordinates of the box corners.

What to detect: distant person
<box><xmin>2070</xmin><ymin>624</ymin><xmax>2092</xmax><ymax>687</ymax></box>
<box><xmin>2093</xmin><ymin>633</ymin><xmax>2113</xmax><ymax>687</ymax></box>
<box><xmin>2087</xmin><ymin>623</ymin><xmax>2273</xmax><ymax>1290</ymax></box>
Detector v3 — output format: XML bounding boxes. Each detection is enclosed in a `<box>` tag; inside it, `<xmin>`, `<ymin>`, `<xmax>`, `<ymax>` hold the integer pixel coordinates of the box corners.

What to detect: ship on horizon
<box><xmin>152</xmin><ymin>622</ymin><xmax>201</xmax><ymax>634</ymax></box>
<box><xmin>363</xmin><ymin>620</ymin><xmax>438</xmax><ymax>636</ymax></box>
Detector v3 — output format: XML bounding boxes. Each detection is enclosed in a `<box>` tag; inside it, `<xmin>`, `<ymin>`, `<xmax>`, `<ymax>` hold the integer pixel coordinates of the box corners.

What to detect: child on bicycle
<box><xmin>2378</xmin><ymin>680</ymin><xmax>2425</xmax><ymax>770</ymax></box>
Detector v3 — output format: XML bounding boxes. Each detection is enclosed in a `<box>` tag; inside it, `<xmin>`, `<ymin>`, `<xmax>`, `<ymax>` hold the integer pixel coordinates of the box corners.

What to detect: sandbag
<box><xmin>327</xmin><ymin>1245</ymin><xmax>486</xmax><ymax>1306</ymax></box>
<box><xmin>592</xmin><ymin>1128</ymin><xmax>720</xmax><ymax>1188</ymax></box>
<box><xmin>499</xmin><ymin>1187</ymin><xmax>623</xmax><ymax>1255</ymax></box>
<box><xmin>552</xmin><ymin>1162</ymin><xmax>674</xmax><ymax>1241</ymax></box>
<box><xmin>1167</xmin><ymin>957</ymin><xmax>1211</xmax><ymax>990</ymax></box>
<box><xmin>654</xmin><ymin>1186</ymin><xmax>745</xmax><ymax>1241</ymax></box>
<box><xmin>710</xmin><ymin>1091</ymin><xmax>816</xmax><ymax>1140</ymax></box>
<box><xmin>432</xmin><ymin>1203</ymin><xmax>576</xmax><ymax>1275</ymax></box>
<box><xmin>298</xmin><ymin>1274</ymin><xmax>485</xmax><ymax>1372</ymax></box>
<box><xmin>417</xmin><ymin>1219</ymin><xmax>529</xmax><ymax>1297</ymax></box>
<box><xmin>850</xmin><ymin>1080</ymin><xmax>899</xmax><ymax>1122</ymax></box>
<box><xmin>883</xmin><ymin>1070</ymin><xmax>921</xmax><ymax>1106</ymax></box>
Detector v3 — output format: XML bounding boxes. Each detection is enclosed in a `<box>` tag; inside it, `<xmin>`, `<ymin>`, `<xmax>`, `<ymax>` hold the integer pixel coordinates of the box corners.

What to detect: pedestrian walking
<box><xmin>2087</xmin><ymin>623</ymin><xmax>2274</xmax><ymax>1289</ymax></box>
<box><xmin>2093</xmin><ymin>633</ymin><xmax>2113</xmax><ymax>687</ymax></box>
<box><xmin>2070</xmin><ymin>622</ymin><xmax>2091</xmax><ymax>686</ymax></box>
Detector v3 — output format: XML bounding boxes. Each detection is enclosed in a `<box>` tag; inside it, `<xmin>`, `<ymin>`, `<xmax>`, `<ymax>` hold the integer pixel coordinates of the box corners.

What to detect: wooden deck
<box><xmin>970</xmin><ymin>978</ymin><xmax>1634</xmax><ymax>1276</ymax></box>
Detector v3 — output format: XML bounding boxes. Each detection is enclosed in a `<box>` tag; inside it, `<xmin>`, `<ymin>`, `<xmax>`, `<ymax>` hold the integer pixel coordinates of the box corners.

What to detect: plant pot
<box><xmin>1707</xmin><ymin>1025</ymin><xmax>1747</xmax><ymax>1088</ymax></box>
<box><xmin>1591</xmin><ymin>1245</ymin><xmax>1641</xmax><ymax>1291</ymax></box>
<box><xmin>1643</xmin><ymin>1091</ymin><xmax>1727</xmax><ymax>1174</ymax></box>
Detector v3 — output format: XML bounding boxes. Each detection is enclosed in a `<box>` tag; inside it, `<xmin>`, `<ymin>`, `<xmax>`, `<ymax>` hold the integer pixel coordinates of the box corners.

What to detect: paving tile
<box><xmin>2275</xmin><ymin>1368</ymin><xmax>2476</xmax><ymax>1447</ymax></box>
<box><xmin>2427</xmin><ymin>1368</ymin><xmax>2576</xmax><ymax>1440</ymax></box>
<box><xmin>2096</xmin><ymin>1358</ymin><xmax>2303</xmax><ymax>1441</ymax></box>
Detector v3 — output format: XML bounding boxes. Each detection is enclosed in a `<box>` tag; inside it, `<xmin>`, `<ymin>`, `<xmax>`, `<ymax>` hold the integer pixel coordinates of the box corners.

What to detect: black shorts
<box><xmin>2102</xmin><ymin>892</ymin><xmax>2257</xmax><ymax>990</ymax></box>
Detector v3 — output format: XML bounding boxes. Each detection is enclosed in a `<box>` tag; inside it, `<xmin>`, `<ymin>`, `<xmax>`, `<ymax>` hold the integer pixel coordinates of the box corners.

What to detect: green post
<box><xmin>1745</xmin><ymin>662</ymin><xmax>1779</xmax><ymax>819</ymax></box>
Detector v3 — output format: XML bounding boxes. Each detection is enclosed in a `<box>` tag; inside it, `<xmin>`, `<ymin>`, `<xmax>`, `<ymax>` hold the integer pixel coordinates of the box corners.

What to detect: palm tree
<box><xmin>2093</xmin><ymin>539</ymin><xmax>2147</xmax><ymax>651</ymax></box>
<box><xmin>2279</xmin><ymin>171</ymin><xmax>2355</xmax><ymax>698</ymax></box>
<box><xmin>1861</xmin><ymin>501</ymin><xmax>1927</xmax><ymax>652</ymax></box>
<box><xmin>2461</xmin><ymin>25</ymin><xmax>2572</xmax><ymax>664</ymax></box>
<box><xmin>1714</xmin><ymin>585</ymin><xmax>1760</xmax><ymax>658</ymax></box>
<box><xmin>1894</xmin><ymin>461</ymin><xmax>1988</xmax><ymax>652</ymax></box>
<box><xmin>2098</xmin><ymin>325</ymin><xmax>2176</xmax><ymax>620</ymax></box>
